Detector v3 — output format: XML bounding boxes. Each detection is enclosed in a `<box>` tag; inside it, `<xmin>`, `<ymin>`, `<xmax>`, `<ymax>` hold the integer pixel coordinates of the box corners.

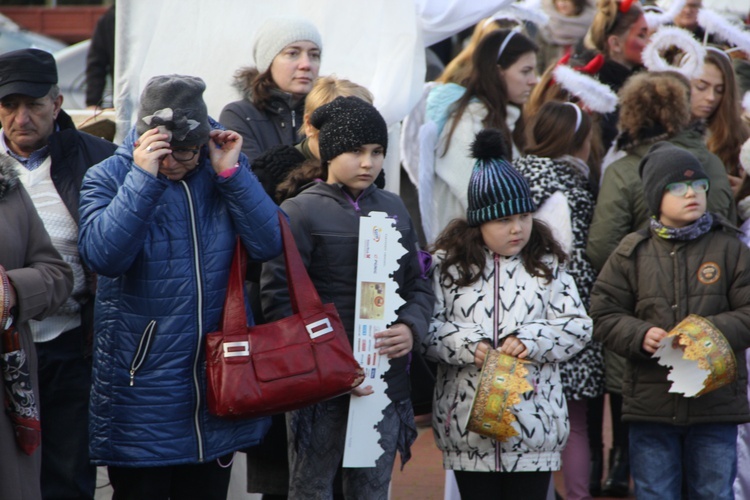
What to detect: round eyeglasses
<box><xmin>170</xmin><ymin>148</ymin><xmax>201</xmax><ymax>162</ymax></box>
<box><xmin>664</xmin><ymin>179</ymin><xmax>709</xmax><ymax>197</ymax></box>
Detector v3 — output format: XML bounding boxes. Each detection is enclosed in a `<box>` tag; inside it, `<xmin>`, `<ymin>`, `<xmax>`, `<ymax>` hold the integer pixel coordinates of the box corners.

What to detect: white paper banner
<box><xmin>343</xmin><ymin>211</ymin><xmax>407</xmax><ymax>468</ymax></box>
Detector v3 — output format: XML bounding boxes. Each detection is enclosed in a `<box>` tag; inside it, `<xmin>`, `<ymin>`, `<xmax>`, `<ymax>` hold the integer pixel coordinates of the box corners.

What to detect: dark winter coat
<box><xmin>590</xmin><ymin>220</ymin><xmax>750</xmax><ymax>425</ymax></box>
<box><xmin>588</xmin><ymin>127</ymin><xmax>736</xmax><ymax>392</ymax></box>
<box><xmin>46</xmin><ymin>110</ymin><xmax>116</xmax><ymax>336</ymax></box>
<box><xmin>45</xmin><ymin>110</ymin><xmax>118</xmax><ymax>221</ymax></box>
<box><xmin>85</xmin><ymin>5</ymin><xmax>115</xmax><ymax>107</ymax></box>
<box><xmin>0</xmin><ymin>157</ymin><xmax>73</xmax><ymax>500</ymax></box>
<box><xmin>219</xmin><ymin>86</ymin><xmax>305</xmax><ymax>165</ymax></box>
<box><xmin>597</xmin><ymin>60</ymin><xmax>641</xmax><ymax>150</ymax></box>
<box><xmin>78</xmin><ymin>121</ymin><xmax>283</xmax><ymax>467</ymax></box>
<box><xmin>260</xmin><ymin>181</ymin><xmax>434</xmax><ymax>403</ymax></box>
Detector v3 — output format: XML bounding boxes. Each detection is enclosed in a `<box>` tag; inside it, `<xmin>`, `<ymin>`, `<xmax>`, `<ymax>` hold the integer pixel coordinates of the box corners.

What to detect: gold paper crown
<box><xmin>467</xmin><ymin>349</ymin><xmax>533</xmax><ymax>441</ymax></box>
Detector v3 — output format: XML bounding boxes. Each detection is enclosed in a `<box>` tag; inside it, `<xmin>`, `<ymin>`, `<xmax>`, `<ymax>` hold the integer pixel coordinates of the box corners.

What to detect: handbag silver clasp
<box><xmin>306</xmin><ymin>318</ymin><xmax>333</xmax><ymax>339</ymax></box>
<box><xmin>223</xmin><ymin>341</ymin><xmax>250</xmax><ymax>357</ymax></box>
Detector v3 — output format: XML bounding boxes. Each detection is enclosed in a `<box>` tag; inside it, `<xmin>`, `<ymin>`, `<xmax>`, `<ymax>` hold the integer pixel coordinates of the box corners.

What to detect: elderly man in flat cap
<box><xmin>0</xmin><ymin>47</ymin><xmax>116</xmax><ymax>500</ymax></box>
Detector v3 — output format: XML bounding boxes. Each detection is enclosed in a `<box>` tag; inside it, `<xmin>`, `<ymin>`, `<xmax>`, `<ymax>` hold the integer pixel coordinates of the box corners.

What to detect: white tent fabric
<box><xmin>113</xmin><ymin>0</ymin><xmax>511</xmax><ymax>138</ymax></box>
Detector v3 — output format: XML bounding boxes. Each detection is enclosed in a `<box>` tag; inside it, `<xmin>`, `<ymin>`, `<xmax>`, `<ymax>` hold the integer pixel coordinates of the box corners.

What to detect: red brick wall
<box><xmin>0</xmin><ymin>6</ymin><xmax>109</xmax><ymax>44</ymax></box>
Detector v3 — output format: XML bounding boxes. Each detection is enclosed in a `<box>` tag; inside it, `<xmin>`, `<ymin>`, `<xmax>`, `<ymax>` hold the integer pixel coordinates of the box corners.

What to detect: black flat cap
<box><xmin>0</xmin><ymin>48</ymin><xmax>58</xmax><ymax>100</ymax></box>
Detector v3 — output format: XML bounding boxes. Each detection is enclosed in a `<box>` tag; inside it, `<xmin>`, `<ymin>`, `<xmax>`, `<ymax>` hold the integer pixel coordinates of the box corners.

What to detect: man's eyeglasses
<box><xmin>171</xmin><ymin>148</ymin><xmax>200</xmax><ymax>162</ymax></box>
<box><xmin>664</xmin><ymin>178</ymin><xmax>709</xmax><ymax>197</ymax></box>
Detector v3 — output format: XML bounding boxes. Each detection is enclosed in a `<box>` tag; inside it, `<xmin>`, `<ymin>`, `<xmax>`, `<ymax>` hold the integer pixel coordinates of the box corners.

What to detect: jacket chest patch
<box><xmin>697</xmin><ymin>262</ymin><xmax>721</xmax><ymax>285</ymax></box>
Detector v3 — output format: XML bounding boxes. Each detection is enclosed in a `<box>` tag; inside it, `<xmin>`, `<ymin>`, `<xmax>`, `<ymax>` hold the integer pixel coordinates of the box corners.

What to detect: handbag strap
<box><xmin>222</xmin><ymin>212</ymin><xmax>326</xmax><ymax>333</ymax></box>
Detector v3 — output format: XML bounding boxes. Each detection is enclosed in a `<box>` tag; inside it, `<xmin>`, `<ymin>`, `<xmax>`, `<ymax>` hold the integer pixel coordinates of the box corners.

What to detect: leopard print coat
<box><xmin>514</xmin><ymin>154</ymin><xmax>605</xmax><ymax>400</ymax></box>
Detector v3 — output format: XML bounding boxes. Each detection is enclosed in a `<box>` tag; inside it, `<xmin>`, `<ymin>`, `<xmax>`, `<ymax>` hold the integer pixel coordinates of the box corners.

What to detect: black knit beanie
<box><xmin>136</xmin><ymin>75</ymin><xmax>210</xmax><ymax>148</ymax></box>
<box><xmin>466</xmin><ymin>129</ymin><xmax>536</xmax><ymax>226</ymax></box>
<box><xmin>639</xmin><ymin>142</ymin><xmax>709</xmax><ymax>217</ymax></box>
<box><xmin>310</xmin><ymin>96</ymin><xmax>388</xmax><ymax>165</ymax></box>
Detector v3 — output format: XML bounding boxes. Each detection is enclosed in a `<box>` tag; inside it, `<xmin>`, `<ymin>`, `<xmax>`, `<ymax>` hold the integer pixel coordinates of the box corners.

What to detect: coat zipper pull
<box><xmin>129</xmin><ymin>320</ymin><xmax>157</xmax><ymax>388</ymax></box>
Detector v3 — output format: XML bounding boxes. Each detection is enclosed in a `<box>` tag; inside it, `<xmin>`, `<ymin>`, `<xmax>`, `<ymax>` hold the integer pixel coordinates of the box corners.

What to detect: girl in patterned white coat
<box><xmin>424</xmin><ymin>129</ymin><xmax>592</xmax><ymax>500</ymax></box>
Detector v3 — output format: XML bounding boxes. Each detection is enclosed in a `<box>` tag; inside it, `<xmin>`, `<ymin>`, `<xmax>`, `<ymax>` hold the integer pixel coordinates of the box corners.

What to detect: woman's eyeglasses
<box><xmin>664</xmin><ymin>179</ymin><xmax>709</xmax><ymax>197</ymax></box>
<box><xmin>171</xmin><ymin>148</ymin><xmax>200</xmax><ymax>162</ymax></box>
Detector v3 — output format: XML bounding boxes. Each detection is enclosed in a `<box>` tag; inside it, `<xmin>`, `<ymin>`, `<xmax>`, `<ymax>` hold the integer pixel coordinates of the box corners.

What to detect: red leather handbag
<box><xmin>205</xmin><ymin>213</ymin><xmax>364</xmax><ymax>418</ymax></box>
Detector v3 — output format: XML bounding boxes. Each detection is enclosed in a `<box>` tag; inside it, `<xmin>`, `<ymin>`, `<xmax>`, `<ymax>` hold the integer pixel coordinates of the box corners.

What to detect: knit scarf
<box><xmin>541</xmin><ymin>0</ymin><xmax>595</xmax><ymax>46</ymax></box>
<box><xmin>650</xmin><ymin>212</ymin><xmax>714</xmax><ymax>241</ymax></box>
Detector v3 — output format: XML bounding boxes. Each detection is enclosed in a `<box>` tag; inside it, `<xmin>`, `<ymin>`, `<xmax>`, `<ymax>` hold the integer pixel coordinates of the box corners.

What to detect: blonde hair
<box><xmin>525</xmin><ymin>63</ymin><xmax>568</xmax><ymax>118</ymax></box>
<box><xmin>304</xmin><ymin>76</ymin><xmax>373</xmax><ymax>116</ymax></box>
<box><xmin>436</xmin><ymin>17</ymin><xmax>504</xmax><ymax>85</ymax></box>
<box><xmin>300</xmin><ymin>76</ymin><xmax>374</xmax><ymax>135</ymax></box>
<box><xmin>588</xmin><ymin>0</ymin><xmax>643</xmax><ymax>56</ymax></box>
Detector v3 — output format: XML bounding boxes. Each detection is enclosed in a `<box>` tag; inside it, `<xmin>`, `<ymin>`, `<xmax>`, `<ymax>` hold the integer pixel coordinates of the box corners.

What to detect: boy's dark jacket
<box><xmin>590</xmin><ymin>217</ymin><xmax>750</xmax><ymax>425</ymax></box>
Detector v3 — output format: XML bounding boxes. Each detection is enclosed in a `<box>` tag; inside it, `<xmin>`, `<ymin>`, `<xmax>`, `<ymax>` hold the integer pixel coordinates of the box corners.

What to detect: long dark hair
<box><xmin>702</xmin><ymin>50</ymin><xmax>750</xmax><ymax>177</ymax></box>
<box><xmin>443</xmin><ymin>30</ymin><xmax>538</xmax><ymax>155</ymax></box>
<box><xmin>251</xmin><ymin>69</ymin><xmax>279</xmax><ymax>110</ymax></box>
<box><xmin>432</xmin><ymin>218</ymin><xmax>567</xmax><ymax>287</ymax></box>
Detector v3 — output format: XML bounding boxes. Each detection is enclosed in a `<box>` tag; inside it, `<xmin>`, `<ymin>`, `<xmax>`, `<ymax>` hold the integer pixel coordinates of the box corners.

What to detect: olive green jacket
<box><xmin>587</xmin><ymin>128</ymin><xmax>736</xmax><ymax>273</ymax></box>
<box><xmin>590</xmin><ymin>220</ymin><xmax>750</xmax><ymax>425</ymax></box>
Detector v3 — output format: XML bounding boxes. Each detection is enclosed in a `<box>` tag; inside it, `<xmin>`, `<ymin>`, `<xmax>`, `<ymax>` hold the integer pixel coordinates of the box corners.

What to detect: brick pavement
<box><xmin>391</xmin><ymin>410</ymin><xmax>636</xmax><ymax>500</ymax></box>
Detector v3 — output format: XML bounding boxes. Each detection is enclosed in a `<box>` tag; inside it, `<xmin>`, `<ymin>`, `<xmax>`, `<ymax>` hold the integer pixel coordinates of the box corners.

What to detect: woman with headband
<box><xmin>421</xmin><ymin>28</ymin><xmax>539</xmax><ymax>243</ymax></box>
<box><xmin>587</xmin><ymin>0</ymin><xmax>648</xmax><ymax>150</ymax></box>
<box><xmin>514</xmin><ymin>101</ymin><xmax>601</xmax><ymax>500</ymax></box>
<box><xmin>436</xmin><ymin>17</ymin><xmax>508</xmax><ymax>88</ymax></box>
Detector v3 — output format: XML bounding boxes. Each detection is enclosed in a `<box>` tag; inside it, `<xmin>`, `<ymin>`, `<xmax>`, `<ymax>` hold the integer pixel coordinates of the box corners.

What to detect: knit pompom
<box><xmin>471</xmin><ymin>128</ymin><xmax>510</xmax><ymax>162</ymax></box>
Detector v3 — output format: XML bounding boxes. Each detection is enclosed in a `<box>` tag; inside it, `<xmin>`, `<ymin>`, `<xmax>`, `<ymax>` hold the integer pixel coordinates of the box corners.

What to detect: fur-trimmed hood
<box><xmin>229</xmin><ymin>67</ymin><xmax>301</xmax><ymax>114</ymax></box>
<box><xmin>0</xmin><ymin>155</ymin><xmax>19</xmax><ymax>201</ymax></box>
<box><xmin>231</xmin><ymin>67</ymin><xmax>259</xmax><ymax>101</ymax></box>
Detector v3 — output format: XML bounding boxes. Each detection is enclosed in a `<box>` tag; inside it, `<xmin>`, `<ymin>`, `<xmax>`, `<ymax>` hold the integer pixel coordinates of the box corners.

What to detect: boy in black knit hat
<box><xmin>260</xmin><ymin>96</ymin><xmax>434</xmax><ymax>499</ymax></box>
<box><xmin>591</xmin><ymin>141</ymin><xmax>750</xmax><ymax>499</ymax></box>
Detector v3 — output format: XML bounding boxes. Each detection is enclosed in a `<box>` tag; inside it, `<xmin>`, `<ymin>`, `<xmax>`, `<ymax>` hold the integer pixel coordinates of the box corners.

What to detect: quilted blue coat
<box><xmin>78</xmin><ymin>121</ymin><xmax>282</xmax><ymax>467</ymax></box>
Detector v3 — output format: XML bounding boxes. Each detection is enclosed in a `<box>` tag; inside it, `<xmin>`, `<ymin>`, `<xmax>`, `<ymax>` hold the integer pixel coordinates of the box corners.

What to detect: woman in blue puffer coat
<box><xmin>78</xmin><ymin>75</ymin><xmax>283</xmax><ymax>500</ymax></box>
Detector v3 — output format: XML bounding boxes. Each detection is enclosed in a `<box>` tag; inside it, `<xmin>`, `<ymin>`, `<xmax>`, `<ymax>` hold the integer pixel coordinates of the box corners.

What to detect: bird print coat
<box><xmin>424</xmin><ymin>249</ymin><xmax>592</xmax><ymax>472</ymax></box>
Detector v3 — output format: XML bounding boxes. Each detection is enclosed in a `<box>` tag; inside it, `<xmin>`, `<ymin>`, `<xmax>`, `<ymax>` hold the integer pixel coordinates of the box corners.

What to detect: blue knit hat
<box><xmin>467</xmin><ymin>129</ymin><xmax>536</xmax><ymax>226</ymax></box>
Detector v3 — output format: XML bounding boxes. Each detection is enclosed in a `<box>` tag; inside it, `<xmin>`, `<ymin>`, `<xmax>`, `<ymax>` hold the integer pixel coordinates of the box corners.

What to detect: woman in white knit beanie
<box><xmin>219</xmin><ymin>16</ymin><xmax>322</xmax><ymax>168</ymax></box>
